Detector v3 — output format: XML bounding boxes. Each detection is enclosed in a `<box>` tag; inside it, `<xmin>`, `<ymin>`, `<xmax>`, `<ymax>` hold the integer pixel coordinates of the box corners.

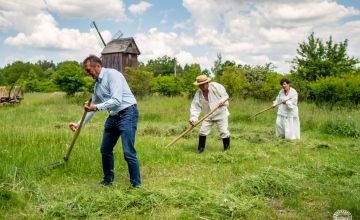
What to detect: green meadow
<box><xmin>0</xmin><ymin>93</ymin><xmax>359</xmax><ymax>219</ymax></box>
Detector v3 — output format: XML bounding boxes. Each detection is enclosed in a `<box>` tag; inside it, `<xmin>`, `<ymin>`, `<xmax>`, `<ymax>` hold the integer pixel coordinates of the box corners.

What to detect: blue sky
<box><xmin>1</xmin><ymin>0</ymin><xmax>359</xmax><ymax>73</ymax></box>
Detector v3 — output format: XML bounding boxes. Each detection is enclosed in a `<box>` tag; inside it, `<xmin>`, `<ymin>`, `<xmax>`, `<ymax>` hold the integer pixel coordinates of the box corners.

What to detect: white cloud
<box><xmin>1</xmin><ymin>0</ymin><xmax>113</xmax><ymax>63</ymax></box>
<box><xmin>135</xmin><ymin>28</ymin><xmax>179</xmax><ymax>59</ymax></box>
<box><xmin>133</xmin><ymin>0</ymin><xmax>360</xmax><ymax>73</ymax></box>
<box><xmin>128</xmin><ymin>1</ymin><xmax>152</xmax><ymax>16</ymax></box>
<box><xmin>45</xmin><ymin>0</ymin><xmax>125</xmax><ymax>20</ymax></box>
<box><xmin>255</xmin><ymin>1</ymin><xmax>359</xmax><ymax>27</ymax></box>
<box><xmin>1</xmin><ymin>54</ymin><xmax>47</xmax><ymax>67</ymax></box>
<box><xmin>135</xmin><ymin>28</ymin><xmax>212</xmax><ymax>69</ymax></box>
<box><xmin>176</xmin><ymin>50</ymin><xmax>211</xmax><ymax>67</ymax></box>
<box><xmin>3</xmin><ymin>9</ymin><xmax>112</xmax><ymax>51</ymax></box>
<box><xmin>0</xmin><ymin>0</ymin><xmax>46</xmax><ymax>32</ymax></box>
<box><xmin>173</xmin><ymin>19</ymin><xmax>192</xmax><ymax>30</ymax></box>
<box><xmin>180</xmin><ymin>0</ymin><xmax>360</xmax><ymax>73</ymax></box>
<box><xmin>1</xmin><ymin>0</ymin><xmax>360</xmax><ymax>74</ymax></box>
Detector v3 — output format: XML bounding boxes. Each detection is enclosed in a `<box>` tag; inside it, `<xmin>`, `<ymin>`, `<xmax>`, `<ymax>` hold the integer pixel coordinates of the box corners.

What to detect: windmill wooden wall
<box><xmin>101</xmin><ymin>38</ymin><xmax>140</xmax><ymax>73</ymax></box>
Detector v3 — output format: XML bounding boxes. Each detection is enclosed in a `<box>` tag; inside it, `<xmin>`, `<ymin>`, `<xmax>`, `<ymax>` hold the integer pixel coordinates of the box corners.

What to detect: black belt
<box><xmin>112</xmin><ymin>104</ymin><xmax>137</xmax><ymax>117</ymax></box>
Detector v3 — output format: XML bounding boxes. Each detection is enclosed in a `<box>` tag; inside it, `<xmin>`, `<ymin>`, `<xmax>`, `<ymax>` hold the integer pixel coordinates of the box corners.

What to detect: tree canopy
<box><xmin>291</xmin><ymin>32</ymin><xmax>359</xmax><ymax>81</ymax></box>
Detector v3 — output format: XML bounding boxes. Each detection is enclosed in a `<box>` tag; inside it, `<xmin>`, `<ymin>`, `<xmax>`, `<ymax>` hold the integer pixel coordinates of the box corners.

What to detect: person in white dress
<box><xmin>190</xmin><ymin>75</ymin><xmax>230</xmax><ymax>153</ymax></box>
<box><xmin>272</xmin><ymin>78</ymin><xmax>300</xmax><ymax>140</ymax></box>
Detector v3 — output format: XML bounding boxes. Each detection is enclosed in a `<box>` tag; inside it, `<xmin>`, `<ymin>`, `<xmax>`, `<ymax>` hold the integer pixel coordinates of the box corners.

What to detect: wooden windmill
<box><xmin>91</xmin><ymin>21</ymin><xmax>141</xmax><ymax>73</ymax></box>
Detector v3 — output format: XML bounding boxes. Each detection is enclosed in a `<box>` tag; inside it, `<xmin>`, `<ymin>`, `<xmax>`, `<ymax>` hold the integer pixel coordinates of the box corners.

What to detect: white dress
<box><xmin>273</xmin><ymin>87</ymin><xmax>300</xmax><ymax>140</ymax></box>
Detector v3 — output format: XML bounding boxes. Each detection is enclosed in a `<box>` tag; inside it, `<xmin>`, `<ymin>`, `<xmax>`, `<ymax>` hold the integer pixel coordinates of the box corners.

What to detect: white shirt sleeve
<box><xmin>190</xmin><ymin>91</ymin><xmax>202</xmax><ymax>121</ymax></box>
<box><xmin>273</xmin><ymin>91</ymin><xmax>282</xmax><ymax>106</ymax></box>
<box><xmin>78</xmin><ymin>93</ymin><xmax>98</xmax><ymax>126</ymax></box>
<box><xmin>285</xmin><ymin>89</ymin><xmax>298</xmax><ymax>110</ymax></box>
<box><xmin>214</xmin><ymin>83</ymin><xmax>229</xmax><ymax>105</ymax></box>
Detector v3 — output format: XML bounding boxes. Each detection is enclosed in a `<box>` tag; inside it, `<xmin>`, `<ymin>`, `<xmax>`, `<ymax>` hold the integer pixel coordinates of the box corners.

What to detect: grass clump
<box><xmin>0</xmin><ymin>186</ymin><xmax>26</xmax><ymax>215</ymax></box>
<box><xmin>322</xmin><ymin>118</ymin><xmax>360</xmax><ymax>138</ymax></box>
<box><xmin>167</xmin><ymin>180</ymin><xmax>267</xmax><ymax>219</ymax></box>
<box><xmin>43</xmin><ymin>188</ymin><xmax>167</xmax><ymax>218</ymax></box>
<box><xmin>228</xmin><ymin>168</ymin><xmax>300</xmax><ymax>199</ymax></box>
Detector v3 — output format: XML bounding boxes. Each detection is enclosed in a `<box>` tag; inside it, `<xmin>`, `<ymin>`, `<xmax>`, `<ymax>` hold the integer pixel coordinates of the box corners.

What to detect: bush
<box><xmin>36</xmin><ymin>79</ymin><xmax>58</xmax><ymax>92</ymax></box>
<box><xmin>53</xmin><ymin>61</ymin><xmax>85</xmax><ymax>96</ymax></box>
<box><xmin>220</xmin><ymin>66</ymin><xmax>250</xmax><ymax>97</ymax></box>
<box><xmin>322</xmin><ymin>119</ymin><xmax>360</xmax><ymax>138</ymax></box>
<box><xmin>257</xmin><ymin>72</ymin><xmax>283</xmax><ymax>100</ymax></box>
<box><xmin>82</xmin><ymin>76</ymin><xmax>95</xmax><ymax>93</ymax></box>
<box><xmin>309</xmin><ymin>75</ymin><xmax>360</xmax><ymax>108</ymax></box>
<box><xmin>152</xmin><ymin>75</ymin><xmax>184</xmax><ymax>96</ymax></box>
<box><xmin>181</xmin><ymin>64</ymin><xmax>202</xmax><ymax>98</ymax></box>
<box><xmin>124</xmin><ymin>67</ymin><xmax>154</xmax><ymax>98</ymax></box>
<box><xmin>219</xmin><ymin>64</ymin><xmax>282</xmax><ymax>100</ymax></box>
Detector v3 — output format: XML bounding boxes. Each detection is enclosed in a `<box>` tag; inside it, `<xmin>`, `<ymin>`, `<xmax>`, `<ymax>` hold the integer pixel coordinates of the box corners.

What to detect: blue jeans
<box><xmin>100</xmin><ymin>105</ymin><xmax>141</xmax><ymax>187</ymax></box>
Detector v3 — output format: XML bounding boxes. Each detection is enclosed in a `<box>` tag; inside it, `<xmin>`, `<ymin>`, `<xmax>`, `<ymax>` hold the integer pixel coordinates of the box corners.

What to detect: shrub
<box><xmin>82</xmin><ymin>76</ymin><xmax>95</xmax><ymax>93</ymax></box>
<box><xmin>36</xmin><ymin>79</ymin><xmax>59</xmax><ymax>92</ymax></box>
<box><xmin>322</xmin><ymin>119</ymin><xmax>360</xmax><ymax>138</ymax></box>
<box><xmin>152</xmin><ymin>75</ymin><xmax>184</xmax><ymax>96</ymax></box>
<box><xmin>309</xmin><ymin>75</ymin><xmax>360</xmax><ymax>108</ymax></box>
<box><xmin>124</xmin><ymin>67</ymin><xmax>154</xmax><ymax>98</ymax></box>
<box><xmin>257</xmin><ymin>72</ymin><xmax>283</xmax><ymax>100</ymax></box>
<box><xmin>220</xmin><ymin>66</ymin><xmax>250</xmax><ymax>97</ymax></box>
<box><xmin>53</xmin><ymin>61</ymin><xmax>85</xmax><ymax>96</ymax></box>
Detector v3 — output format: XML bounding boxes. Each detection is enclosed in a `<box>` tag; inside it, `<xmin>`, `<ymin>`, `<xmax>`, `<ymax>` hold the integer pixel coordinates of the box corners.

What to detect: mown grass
<box><xmin>0</xmin><ymin>93</ymin><xmax>359</xmax><ymax>219</ymax></box>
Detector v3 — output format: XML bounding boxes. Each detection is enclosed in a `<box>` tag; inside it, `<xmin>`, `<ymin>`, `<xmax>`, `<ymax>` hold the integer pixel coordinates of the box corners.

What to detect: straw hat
<box><xmin>193</xmin><ymin>75</ymin><xmax>212</xmax><ymax>85</ymax></box>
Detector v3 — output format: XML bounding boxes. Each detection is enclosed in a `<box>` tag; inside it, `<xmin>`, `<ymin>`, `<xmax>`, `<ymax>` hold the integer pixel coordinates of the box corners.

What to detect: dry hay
<box><xmin>0</xmin><ymin>86</ymin><xmax>7</xmax><ymax>97</ymax></box>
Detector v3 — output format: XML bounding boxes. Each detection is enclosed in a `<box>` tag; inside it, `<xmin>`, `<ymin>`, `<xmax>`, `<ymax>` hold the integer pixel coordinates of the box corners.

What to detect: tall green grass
<box><xmin>0</xmin><ymin>93</ymin><xmax>359</xmax><ymax>219</ymax></box>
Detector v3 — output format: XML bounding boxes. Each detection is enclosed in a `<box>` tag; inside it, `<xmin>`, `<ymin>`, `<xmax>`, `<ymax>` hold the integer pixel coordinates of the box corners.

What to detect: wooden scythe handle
<box><xmin>64</xmin><ymin>98</ymin><xmax>92</xmax><ymax>161</ymax></box>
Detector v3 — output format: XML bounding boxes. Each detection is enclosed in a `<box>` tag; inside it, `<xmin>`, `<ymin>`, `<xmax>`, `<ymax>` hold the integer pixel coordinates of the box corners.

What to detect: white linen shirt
<box><xmin>190</xmin><ymin>82</ymin><xmax>229</xmax><ymax>121</ymax></box>
<box><xmin>273</xmin><ymin>87</ymin><xmax>299</xmax><ymax>117</ymax></box>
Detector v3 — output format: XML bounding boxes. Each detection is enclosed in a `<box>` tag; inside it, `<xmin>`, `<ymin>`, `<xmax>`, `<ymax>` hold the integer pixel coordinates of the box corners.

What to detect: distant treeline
<box><xmin>0</xmin><ymin>33</ymin><xmax>359</xmax><ymax>108</ymax></box>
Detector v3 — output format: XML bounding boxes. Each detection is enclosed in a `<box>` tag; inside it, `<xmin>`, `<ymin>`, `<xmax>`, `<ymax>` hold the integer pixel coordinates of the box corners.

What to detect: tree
<box><xmin>124</xmin><ymin>67</ymin><xmax>154</xmax><ymax>98</ymax></box>
<box><xmin>241</xmin><ymin>63</ymin><xmax>276</xmax><ymax>99</ymax></box>
<box><xmin>0</xmin><ymin>61</ymin><xmax>43</xmax><ymax>85</ymax></box>
<box><xmin>36</xmin><ymin>60</ymin><xmax>56</xmax><ymax>72</ymax></box>
<box><xmin>0</xmin><ymin>72</ymin><xmax>5</xmax><ymax>85</ymax></box>
<box><xmin>211</xmin><ymin>53</ymin><xmax>223</xmax><ymax>78</ymax></box>
<box><xmin>146</xmin><ymin>55</ymin><xmax>176</xmax><ymax>76</ymax></box>
<box><xmin>182</xmin><ymin>64</ymin><xmax>202</xmax><ymax>97</ymax></box>
<box><xmin>53</xmin><ymin>61</ymin><xmax>85</xmax><ymax>96</ymax></box>
<box><xmin>17</xmin><ymin>69</ymin><xmax>40</xmax><ymax>92</ymax></box>
<box><xmin>291</xmin><ymin>32</ymin><xmax>359</xmax><ymax>81</ymax></box>
<box><xmin>219</xmin><ymin>66</ymin><xmax>250</xmax><ymax>97</ymax></box>
<box><xmin>152</xmin><ymin>75</ymin><xmax>184</xmax><ymax>96</ymax></box>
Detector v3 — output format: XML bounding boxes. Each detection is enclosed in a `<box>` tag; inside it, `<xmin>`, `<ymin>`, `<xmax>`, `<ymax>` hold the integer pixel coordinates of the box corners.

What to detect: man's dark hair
<box><xmin>280</xmin><ymin>78</ymin><xmax>290</xmax><ymax>85</ymax></box>
<box><xmin>83</xmin><ymin>55</ymin><xmax>102</xmax><ymax>66</ymax></box>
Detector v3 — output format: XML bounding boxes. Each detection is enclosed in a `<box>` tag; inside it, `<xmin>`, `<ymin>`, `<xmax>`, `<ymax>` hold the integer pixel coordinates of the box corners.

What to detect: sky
<box><xmin>0</xmin><ymin>0</ymin><xmax>359</xmax><ymax>73</ymax></box>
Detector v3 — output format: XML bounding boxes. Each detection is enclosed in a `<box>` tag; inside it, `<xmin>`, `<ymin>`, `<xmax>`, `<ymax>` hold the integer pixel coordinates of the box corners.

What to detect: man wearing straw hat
<box><xmin>190</xmin><ymin>75</ymin><xmax>230</xmax><ymax>154</ymax></box>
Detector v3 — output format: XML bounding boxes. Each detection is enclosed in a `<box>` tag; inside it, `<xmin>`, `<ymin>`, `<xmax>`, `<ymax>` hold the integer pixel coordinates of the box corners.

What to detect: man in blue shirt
<box><xmin>69</xmin><ymin>55</ymin><xmax>141</xmax><ymax>187</ymax></box>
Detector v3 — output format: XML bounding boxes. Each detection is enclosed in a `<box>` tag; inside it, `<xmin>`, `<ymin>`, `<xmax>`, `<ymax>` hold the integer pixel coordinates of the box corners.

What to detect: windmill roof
<box><xmin>101</xmin><ymin>37</ymin><xmax>140</xmax><ymax>55</ymax></box>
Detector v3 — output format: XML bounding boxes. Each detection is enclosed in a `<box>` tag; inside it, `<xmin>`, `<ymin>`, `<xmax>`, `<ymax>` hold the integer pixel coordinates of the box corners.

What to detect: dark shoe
<box><xmin>196</xmin><ymin>147</ymin><xmax>204</xmax><ymax>154</ymax></box>
<box><xmin>133</xmin><ymin>185</ymin><xmax>141</xmax><ymax>189</ymax></box>
<box><xmin>223</xmin><ymin>137</ymin><xmax>230</xmax><ymax>151</ymax></box>
<box><xmin>196</xmin><ymin>135</ymin><xmax>206</xmax><ymax>154</ymax></box>
<box><xmin>100</xmin><ymin>180</ymin><xmax>113</xmax><ymax>186</ymax></box>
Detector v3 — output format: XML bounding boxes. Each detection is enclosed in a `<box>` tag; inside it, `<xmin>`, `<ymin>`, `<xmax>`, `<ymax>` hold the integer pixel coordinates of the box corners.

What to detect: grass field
<box><xmin>0</xmin><ymin>93</ymin><xmax>359</xmax><ymax>219</ymax></box>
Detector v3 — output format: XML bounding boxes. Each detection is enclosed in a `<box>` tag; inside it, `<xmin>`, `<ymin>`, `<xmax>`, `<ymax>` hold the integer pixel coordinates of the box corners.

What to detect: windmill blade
<box><xmin>113</xmin><ymin>30</ymin><xmax>123</xmax><ymax>40</ymax></box>
<box><xmin>91</xmin><ymin>28</ymin><xmax>106</xmax><ymax>48</ymax></box>
<box><xmin>90</xmin><ymin>21</ymin><xmax>106</xmax><ymax>48</ymax></box>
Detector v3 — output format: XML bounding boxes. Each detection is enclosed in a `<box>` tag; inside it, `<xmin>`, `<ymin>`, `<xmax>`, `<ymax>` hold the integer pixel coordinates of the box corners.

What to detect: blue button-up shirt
<box><xmin>81</xmin><ymin>67</ymin><xmax>137</xmax><ymax>125</ymax></box>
